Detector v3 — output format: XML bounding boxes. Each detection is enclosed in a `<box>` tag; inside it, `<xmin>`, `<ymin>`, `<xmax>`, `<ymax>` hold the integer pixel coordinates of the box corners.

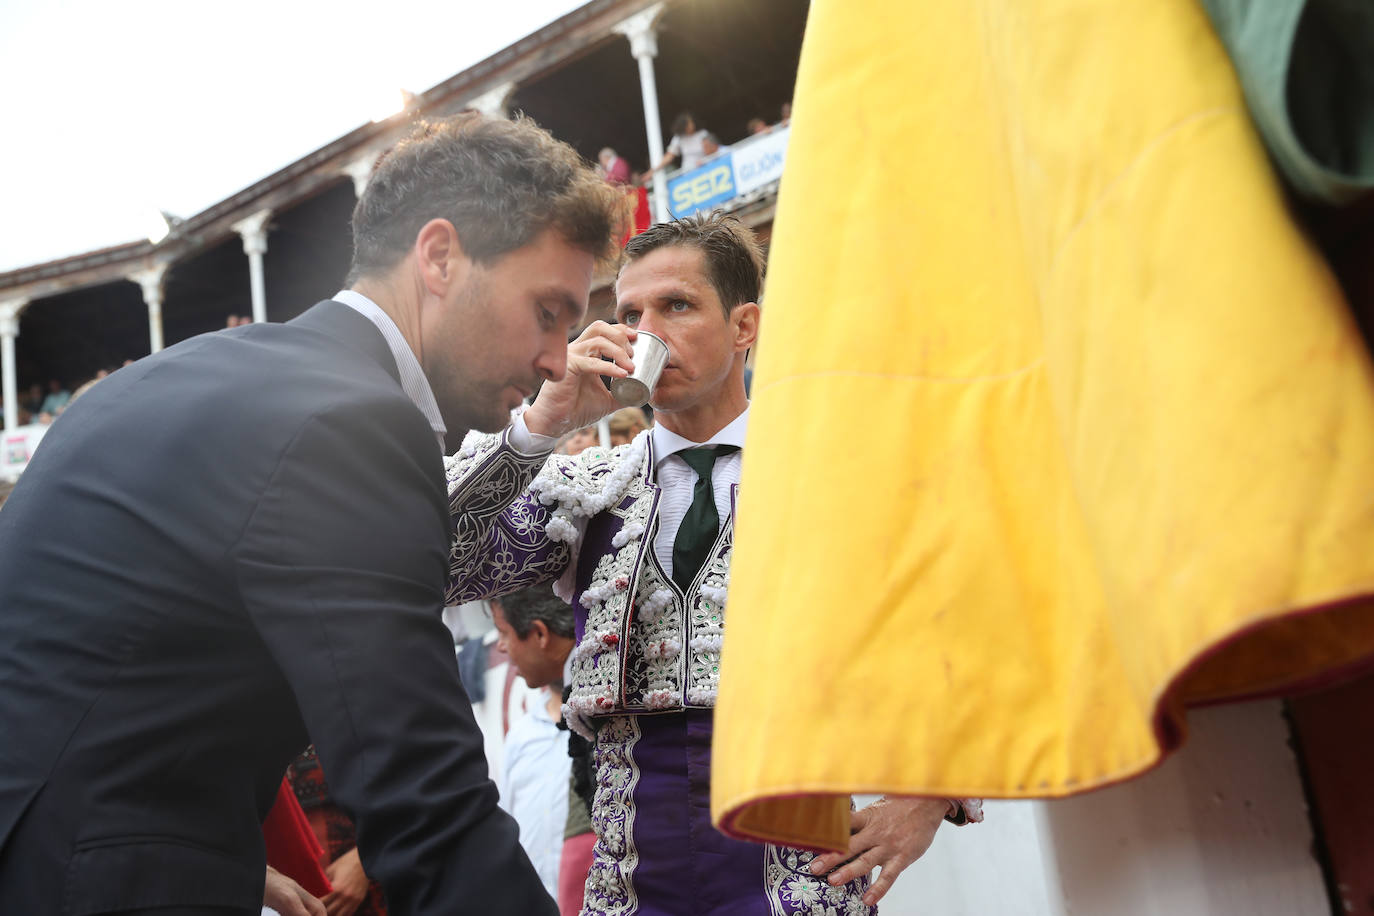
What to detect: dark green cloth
<box><xmin>558</xmin><ymin>684</ymin><xmax>595</xmax><ymax>839</ymax></box>
<box><xmin>671</xmin><ymin>446</ymin><xmax>739</xmax><ymax>592</ymax></box>
<box><xmin>1202</xmin><ymin>0</ymin><xmax>1374</xmax><ymax>204</ymax></box>
<box><xmin>564</xmin><ymin>769</ymin><xmax>593</xmax><ymax>839</ymax></box>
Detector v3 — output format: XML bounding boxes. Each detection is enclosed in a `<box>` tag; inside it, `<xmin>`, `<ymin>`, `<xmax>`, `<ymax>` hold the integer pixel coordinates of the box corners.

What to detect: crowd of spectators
<box><xmin>589</xmin><ymin>102</ymin><xmax>788</xmax><ymax>248</ymax></box>
<box><xmin>596</xmin><ymin>102</ymin><xmax>792</xmax><ymax>192</ymax></box>
<box><xmin>7</xmin><ymin>313</ymin><xmax>259</xmax><ymax>430</ymax></box>
<box><xmin>8</xmin><ymin>370</ymin><xmax>116</xmax><ymax>428</ymax></box>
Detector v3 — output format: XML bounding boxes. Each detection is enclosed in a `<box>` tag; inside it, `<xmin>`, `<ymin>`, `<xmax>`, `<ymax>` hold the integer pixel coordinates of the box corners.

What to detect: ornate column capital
<box><xmin>128</xmin><ymin>264</ymin><xmax>169</xmax><ymax>306</ymax></box>
<box><xmin>467</xmin><ymin>81</ymin><xmax>516</xmax><ymax>118</ymax></box>
<box><xmin>343</xmin><ymin>153</ymin><xmax>379</xmax><ymax>198</ymax></box>
<box><xmin>0</xmin><ymin>298</ymin><xmax>28</xmax><ymax>338</ymax></box>
<box><xmin>231</xmin><ymin>208</ymin><xmax>273</xmax><ymax>256</ymax></box>
<box><xmin>614</xmin><ymin>3</ymin><xmax>665</xmax><ymax>59</ymax></box>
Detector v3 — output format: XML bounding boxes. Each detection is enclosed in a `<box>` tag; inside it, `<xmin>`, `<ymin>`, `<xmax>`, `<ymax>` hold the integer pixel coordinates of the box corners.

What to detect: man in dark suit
<box><xmin>0</xmin><ymin>112</ymin><xmax>623</xmax><ymax>915</ymax></box>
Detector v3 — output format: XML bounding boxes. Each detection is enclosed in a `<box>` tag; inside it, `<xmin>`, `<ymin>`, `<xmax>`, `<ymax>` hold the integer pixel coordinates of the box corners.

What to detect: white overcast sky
<box><xmin>0</xmin><ymin>0</ymin><xmax>585</xmax><ymax>273</ymax></box>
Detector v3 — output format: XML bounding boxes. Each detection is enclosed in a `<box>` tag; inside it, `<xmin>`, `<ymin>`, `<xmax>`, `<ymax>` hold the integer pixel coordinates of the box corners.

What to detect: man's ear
<box><xmin>529</xmin><ymin>619</ymin><xmax>550</xmax><ymax>647</ymax></box>
<box><xmin>414</xmin><ymin>218</ymin><xmax>469</xmax><ymax>297</ymax></box>
<box><xmin>733</xmin><ymin>301</ymin><xmax>760</xmax><ymax>353</ymax></box>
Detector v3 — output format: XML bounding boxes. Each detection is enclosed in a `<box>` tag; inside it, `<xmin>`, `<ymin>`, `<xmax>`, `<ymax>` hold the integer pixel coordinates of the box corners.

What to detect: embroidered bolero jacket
<box><xmin>445</xmin><ymin>427</ymin><xmax>733</xmax><ymax>739</ymax></box>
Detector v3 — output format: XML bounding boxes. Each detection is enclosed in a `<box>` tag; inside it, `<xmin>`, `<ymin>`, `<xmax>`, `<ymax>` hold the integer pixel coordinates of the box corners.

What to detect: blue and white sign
<box><xmin>667</xmin><ymin>157</ymin><xmax>738</xmax><ymax>218</ymax></box>
<box><xmin>665</xmin><ymin>126</ymin><xmax>791</xmax><ymax>219</ymax></box>
<box><xmin>731</xmin><ymin>128</ymin><xmax>789</xmax><ymax>196</ymax></box>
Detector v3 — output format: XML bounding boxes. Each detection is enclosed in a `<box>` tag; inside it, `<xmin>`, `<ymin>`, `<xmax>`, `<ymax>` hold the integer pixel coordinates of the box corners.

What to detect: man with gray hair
<box><xmin>489</xmin><ymin>585</ymin><xmax>578</xmax><ymax>905</ymax></box>
<box><xmin>597</xmin><ymin>147</ymin><xmax>632</xmax><ymax>186</ymax></box>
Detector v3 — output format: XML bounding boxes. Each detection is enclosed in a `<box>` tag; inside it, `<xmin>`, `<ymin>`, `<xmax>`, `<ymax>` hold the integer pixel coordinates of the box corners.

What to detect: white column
<box><xmin>0</xmin><ymin>298</ymin><xmax>28</xmax><ymax>432</ymax></box>
<box><xmin>231</xmin><ymin>209</ymin><xmax>272</xmax><ymax>324</ymax></box>
<box><xmin>614</xmin><ymin>4</ymin><xmax>669</xmax><ymax>223</ymax></box>
<box><xmin>129</xmin><ymin>265</ymin><xmax>168</xmax><ymax>355</ymax></box>
<box><xmin>468</xmin><ymin>81</ymin><xmax>515</xmax><ymax>118</ymax></box>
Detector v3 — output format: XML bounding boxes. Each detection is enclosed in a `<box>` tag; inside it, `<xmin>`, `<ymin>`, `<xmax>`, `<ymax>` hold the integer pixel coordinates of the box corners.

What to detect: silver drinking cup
<box><xmin>610</xmin><ymin>331</ymin><xmax>670</xmax><ymax>407</ymax></box>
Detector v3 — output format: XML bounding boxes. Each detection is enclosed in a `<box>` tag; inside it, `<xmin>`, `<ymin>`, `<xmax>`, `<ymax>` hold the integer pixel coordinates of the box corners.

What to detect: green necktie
<box><xmin>672</xmin><ymin>445</ymin><xmax>739</xmax><ymax>592</ymax></box>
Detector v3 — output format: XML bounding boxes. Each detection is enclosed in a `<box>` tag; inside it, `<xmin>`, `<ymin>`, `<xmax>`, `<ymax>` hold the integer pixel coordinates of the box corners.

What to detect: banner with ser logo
<box><xmin>665</xmin><ymin>127</ymin><xmax>792</xmax><ymax>219</ymax></box>
<box><xmin>667</xmin><ymin>157</ymin><xmax>738</xmax><ymax>218</ymax></box>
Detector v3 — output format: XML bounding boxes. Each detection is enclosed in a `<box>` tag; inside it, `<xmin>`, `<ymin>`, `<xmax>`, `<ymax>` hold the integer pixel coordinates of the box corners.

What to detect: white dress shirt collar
<box><xmin>650</xmin><ymin>406</ymin><xmax>750</xmax><ymax>467</ymax></box>
<box><xmin>333</xmin><ymin>289</ymin><xmax>447</xmax><ymax>453</ymax></box>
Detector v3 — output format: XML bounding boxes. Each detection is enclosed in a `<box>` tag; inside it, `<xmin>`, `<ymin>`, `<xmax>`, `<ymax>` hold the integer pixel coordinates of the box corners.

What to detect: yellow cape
<box><xmin>711</xmin><ymin>0</ymin><xmax>1374</xmax><ymax>852</ymax></box>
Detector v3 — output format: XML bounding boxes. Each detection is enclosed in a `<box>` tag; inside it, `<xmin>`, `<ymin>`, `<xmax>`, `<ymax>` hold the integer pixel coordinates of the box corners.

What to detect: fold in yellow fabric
<box><xmin>711</xmin><ymin>0</ymin><xmax>1374</xmax><ymax>852</ymax></box>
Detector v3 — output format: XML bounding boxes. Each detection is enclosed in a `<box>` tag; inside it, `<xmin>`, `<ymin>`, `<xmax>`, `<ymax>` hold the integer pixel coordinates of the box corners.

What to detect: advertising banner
<box><xmin>665</xmin><ymin>126</ymin><xmax>790</xmax><ymax>218</ymax></box>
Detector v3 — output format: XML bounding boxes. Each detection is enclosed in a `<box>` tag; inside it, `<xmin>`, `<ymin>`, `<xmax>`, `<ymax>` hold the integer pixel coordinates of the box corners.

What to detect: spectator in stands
<box><xmin>780</xmin><ymin>101</ymin><xmax>792</xmax><ymax>125</ymax></box>
<box><xmin>600</xmin><ymin>147</ymin><xmax>652</xmax><ymax>242</ymax></box>
<box><xmin>701</xmin><ymin>132</ymin><xmax>730</xmax><ymax>161</ymax></box>
<box><xmin>607</xmin><ymin>406</ymin><xmax>649</xmax><ymax>446</ymax></box>
<box><xmin>597</xmin><ymin>147</ymin><xmax>632</xmax><ymax>186</ymax></box>
<box><xmin>559</xmin><ymin>426</ymin><xmax>598</xmax><ymax>456</ymax></box>
<box><xmin>490</xmin><ymin>585</ymin><xmax>577</xmax><ymax>907</ymax></box>
<box><xmin>747</xmin><ymin>117</ymin><xmax>770</xmax><ymax>136</ymax></box>
<box><xmin>644</xmin><ymin>112</ymin><xmax>712</xmax><ymax>177</ymax></box>
<box><xmin>20</xmin><ymin>383</ymin><xmax>43</xmax><ymax>417</ymax></box>
<box><xmin>70</xmin><ymin>369</ymin><xmax>110</xmax><ymax>405</ymax></box>
<box><xmin>38</xmin><ymin>379</ymin><xmax>69</xmax><ymax>415</ymax></box>
<box><xmin>556</xmin><ymin>409</ymin><xmax>648</xmax><ymax>454</ymax></box>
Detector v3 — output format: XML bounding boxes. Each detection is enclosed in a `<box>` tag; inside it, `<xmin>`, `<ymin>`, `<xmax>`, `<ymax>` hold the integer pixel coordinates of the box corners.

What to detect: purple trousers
<box><xmin>580</xmin><ymin>710</ymin><xmax>874</xmax><ymax>916</ymax></box>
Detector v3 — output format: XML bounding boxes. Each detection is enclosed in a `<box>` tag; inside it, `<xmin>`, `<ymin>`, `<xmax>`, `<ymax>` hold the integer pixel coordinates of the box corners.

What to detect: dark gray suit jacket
<box><xmin>0</xmin><ymin>301</ymin><xmax>555</xmax><ymax>915</ymax></box>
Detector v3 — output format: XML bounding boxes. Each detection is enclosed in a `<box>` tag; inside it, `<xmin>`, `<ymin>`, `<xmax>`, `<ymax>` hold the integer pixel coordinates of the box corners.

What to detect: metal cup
<box><xmin>610</xmin><ymin>330</ymin><xmax>670</xmax><ymax>407</ymax></box>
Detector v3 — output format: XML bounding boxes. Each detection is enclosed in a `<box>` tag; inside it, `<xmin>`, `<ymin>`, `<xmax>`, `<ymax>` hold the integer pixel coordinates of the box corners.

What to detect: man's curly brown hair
<box><xmin>348</xmin><ymin>113</ymin><xmax>627</xmax><ymax>282</ymax></box>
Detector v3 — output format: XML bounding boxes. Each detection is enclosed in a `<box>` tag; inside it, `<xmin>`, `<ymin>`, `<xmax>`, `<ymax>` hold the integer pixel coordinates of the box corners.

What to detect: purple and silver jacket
<box><xmin>445</xmin><ymin>427</ymin><xmax>733</xmax><ymax>739</ymax></box>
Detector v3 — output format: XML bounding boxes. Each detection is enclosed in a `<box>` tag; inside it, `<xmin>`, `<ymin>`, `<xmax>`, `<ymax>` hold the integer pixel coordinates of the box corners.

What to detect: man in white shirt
<box><xmin>490</xmin><ymin>585</ymin><xmax>576</xmax><ymax>902</ymax></box>
<box><xmin>445</xmin><ymin>213</ymin><xmax>980</xmax><ymax>915</ymax></box>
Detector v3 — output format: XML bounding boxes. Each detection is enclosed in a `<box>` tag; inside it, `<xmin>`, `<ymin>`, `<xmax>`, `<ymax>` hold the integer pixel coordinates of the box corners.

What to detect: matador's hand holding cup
<box><xmin>523</xmin><ymin>320</ymin><xmax>637</xmax><ymax>439</ymax></box>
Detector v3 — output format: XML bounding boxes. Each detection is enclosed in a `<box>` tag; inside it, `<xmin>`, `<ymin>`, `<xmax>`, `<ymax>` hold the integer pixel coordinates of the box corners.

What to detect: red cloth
<box><xmin>289</xmin><ymin>747</ymin><xmax>390</xmax><ymax>915</ymax></box>
<box><xmin>618</xmin><ymin>187</ymin><xmax>653</xmax><ymax>247</ymax></box>
<box><xmin>262</xmin><ymin>775</ymin><xmax>332</xmax><ymax>899</ymax></box>
<box><xmin>557</xmin><ymin>831</ymin><xmax>596</xmax><ymax>916</ymax></box>
<box><xmin>633</xmin><ymin>186</ymin><xmax>651</xmax><ymax>236</ymax></box>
